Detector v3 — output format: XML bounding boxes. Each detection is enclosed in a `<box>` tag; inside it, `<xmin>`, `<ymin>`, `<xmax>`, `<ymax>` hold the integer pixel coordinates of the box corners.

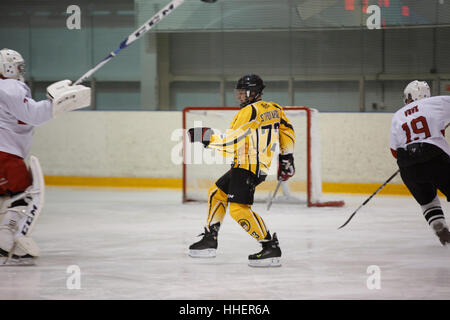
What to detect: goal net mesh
<box><xmin>182</xmin><ymin>106</ymin><xmax>344</xmax><ymax>207</ymax></box>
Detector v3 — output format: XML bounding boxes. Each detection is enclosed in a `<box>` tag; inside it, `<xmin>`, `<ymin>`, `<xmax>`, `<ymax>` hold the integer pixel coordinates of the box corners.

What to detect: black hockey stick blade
<box><xmin>338</xmin><ymin>169</ymin><xmax>400</xmax><ymax>229</ymax></box>
<box><xmin>338</xmin><ymin>205</ymin><xmax>363</xmax><ymax>229</ymax></box>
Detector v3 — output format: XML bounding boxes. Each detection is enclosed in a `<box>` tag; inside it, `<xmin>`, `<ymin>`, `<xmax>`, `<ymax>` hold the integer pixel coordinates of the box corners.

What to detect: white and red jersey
<box><xmin>390</xmin><ymin>96</ymin><xmax>450</xmax><ymax>158</ymax></box>
<box><xmin>0</xmin><ymin>79</ymin><xmax>53</xmax><ymax>159</ymax></box>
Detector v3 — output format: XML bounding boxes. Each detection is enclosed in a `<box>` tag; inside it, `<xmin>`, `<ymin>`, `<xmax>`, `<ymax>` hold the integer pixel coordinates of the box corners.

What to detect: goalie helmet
<box><xmin>235</xmin><ymin>74</ymin><xmax>265</xmax><ymax>107</ymax></box>
<box><xmin>0</xmin><ymin>48</ymin><xmax>25</xmax><ymax>82</ymax></box>
<box><xmin>403</xmin><ymin>80</ymin><xmax>430</xmax><ymax>105</ymax></box>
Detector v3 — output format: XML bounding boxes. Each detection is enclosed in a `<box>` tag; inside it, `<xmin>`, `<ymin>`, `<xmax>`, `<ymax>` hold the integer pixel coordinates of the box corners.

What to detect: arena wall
<box><xmin>30</xmin><ymin>111</ymin><xmax>449</xmax><ymax>194</ymax></box>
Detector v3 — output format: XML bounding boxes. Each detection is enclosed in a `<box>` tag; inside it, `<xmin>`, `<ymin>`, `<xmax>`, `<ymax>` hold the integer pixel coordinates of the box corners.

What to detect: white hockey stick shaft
<box><xmin>74</xmin><ymin>0</ymin><xmax>185</xmax><ymax>85</ymax></box>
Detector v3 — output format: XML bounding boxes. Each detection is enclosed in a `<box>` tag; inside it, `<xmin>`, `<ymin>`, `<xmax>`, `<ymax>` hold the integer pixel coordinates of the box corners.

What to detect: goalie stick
<box><xmin>339</xmin><ymin>122</ymin><xmax>450</xmax><ymax>229</ymax></box>
<box><xmin>74</xmin><ymin>0</ymin><xmax>184</xmax><ymax>85</ymax></box>
<box><xmin>74</xmin><ymin>0</ymin><xmax>217</xmax><ymax>85</ymax></box>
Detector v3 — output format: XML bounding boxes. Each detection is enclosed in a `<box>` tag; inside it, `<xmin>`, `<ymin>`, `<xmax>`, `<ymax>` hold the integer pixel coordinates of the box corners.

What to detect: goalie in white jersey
<box><xmin>0</xmin><ymin>48</ymin><xmax>91</xmax><ymax>265</ymax></box>
<box><xmin>390</xmin><ymin>80</ymin><xmax>450</xmax><ymax>246</ymax></box>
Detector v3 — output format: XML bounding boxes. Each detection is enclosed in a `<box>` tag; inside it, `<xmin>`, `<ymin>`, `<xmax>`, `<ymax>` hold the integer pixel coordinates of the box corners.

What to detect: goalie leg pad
<box><xmin>0</xmin><ymin>224</ymin><xmax>15</xmax><ymax>253</ymax></box>
<box><xmin>0</xmin><ymin>227</ymin><xmax>37</xmax><ymax>266</ymax></box>
<box><xmin>16</xmin><ymin>155</ymin><xmax>45</xmax><ymax>238</ymax></box>
<box><xmin>0</xmin><ymin>247</ymin><xmax>36</xmax><ymax>266</ymax></box>
<box><xmin>0</xmin><ymin>196</ymin><xmax>7</xmax><ymax>215</ymax></box>
<box><xmin>0</xmin><ymin>209</ymin><xmax>40</xmax><ymax>258</ymax></box>
<box><xmin>0</xmin><ymin>156</ymin><xmax>44</xmax><ymax>259</ymax></box>
<box><xmin>15</xmin><ymin>236</ymin><xmax>40</xmax><ymax>257</ymax></box>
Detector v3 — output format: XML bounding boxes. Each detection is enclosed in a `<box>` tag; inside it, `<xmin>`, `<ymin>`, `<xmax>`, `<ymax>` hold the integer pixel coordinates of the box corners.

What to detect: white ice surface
<box><xmin>1</xmin><ymin>187</ymin><xmax>450</xmax><ymax>300</ymax></box>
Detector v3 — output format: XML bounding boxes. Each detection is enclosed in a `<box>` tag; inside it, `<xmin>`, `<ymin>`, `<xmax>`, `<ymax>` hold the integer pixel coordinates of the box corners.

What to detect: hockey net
<box><xmin>182</xmin><ymin>106</ymin><xmax>344</xmax><ymax>207</ymax></box>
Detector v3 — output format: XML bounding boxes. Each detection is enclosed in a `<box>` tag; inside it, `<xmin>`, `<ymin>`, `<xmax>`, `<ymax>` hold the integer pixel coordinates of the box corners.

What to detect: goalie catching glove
<box><xmin>278</xmin><ymin>153</ymin><xmax>295</xmax><ymax>181</ymax></box>
<box><xmin>188</xmin><ymin>127</ymin><xmax>213</xmax><ymax>147</ymax></box>
<box><xmin>47</xmin><ymin>80</ymin><xmax>91</xmax><ymax>118</ymax></box>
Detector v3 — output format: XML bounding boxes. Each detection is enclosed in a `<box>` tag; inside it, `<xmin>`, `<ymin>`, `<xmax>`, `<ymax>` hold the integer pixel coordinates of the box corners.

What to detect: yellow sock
<box><xmin>229</xmin><ymin>202</ymin><xmax>268</xmax><ymax>240</ymax></box>
<box><xmin>206</xmin><ymin>184</ymin><xmax>228</xmax><ymax>227</ymax></box>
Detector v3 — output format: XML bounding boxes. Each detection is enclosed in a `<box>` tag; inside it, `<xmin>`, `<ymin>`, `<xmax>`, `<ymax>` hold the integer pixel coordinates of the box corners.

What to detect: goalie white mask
<box><xmin>0</xmin><ymin>48</ymin><xmax>25</xmax><ymax>82</ymax></box>
<box><xmin>403</xmin><ymin>80</ymin><xmax>430</xmax><ymax>105</ymax></box>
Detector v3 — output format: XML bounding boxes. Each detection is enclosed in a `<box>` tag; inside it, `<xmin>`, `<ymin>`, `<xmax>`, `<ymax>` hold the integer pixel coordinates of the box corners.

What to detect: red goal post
<box><xmin>182</xmin><ymin>106</ymin><xmax>344</xmax><ymax>208</ymax></box>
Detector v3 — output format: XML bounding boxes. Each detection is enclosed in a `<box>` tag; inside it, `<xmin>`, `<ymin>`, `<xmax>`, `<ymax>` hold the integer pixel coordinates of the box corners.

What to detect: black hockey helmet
<box><xmin>235</xmin><ymin>74</ymin><xmax>265</xmax><ymax>107</ymax></box>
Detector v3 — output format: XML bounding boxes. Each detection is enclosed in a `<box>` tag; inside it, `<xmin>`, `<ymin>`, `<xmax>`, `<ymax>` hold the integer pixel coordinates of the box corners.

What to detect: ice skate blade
<box><xmin>248</xmin><ymin>257</ymin><xmax>281</xmax><ymax>267</ymax></box>
<box><xmin>0</xmin><ymin>257</ymin><xmax>36</xmax><ymax>266</ymax></box>
<box><xmin>189</xmin><ymin>249</ymin><xmax>216</xmax><ymax>258</ymax></box>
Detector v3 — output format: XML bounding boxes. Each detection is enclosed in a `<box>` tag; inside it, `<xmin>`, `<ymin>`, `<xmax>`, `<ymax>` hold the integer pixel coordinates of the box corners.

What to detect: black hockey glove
<box><xmin>188</xmin><ymin>127</ymin><xmax>213</xmax><ymax>147</ymax></box>
<box><xmin>278</xmin><ymin>153</ymin><xmax>295</xmax><ymax>181</ymax></box>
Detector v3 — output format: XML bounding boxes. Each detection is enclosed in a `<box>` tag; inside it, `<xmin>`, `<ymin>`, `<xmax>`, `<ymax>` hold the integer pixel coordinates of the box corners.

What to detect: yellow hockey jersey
<box><xmin>208</xmin><ymin>101</ymin><xmax>295</xmax><ymax>176</ymax></box>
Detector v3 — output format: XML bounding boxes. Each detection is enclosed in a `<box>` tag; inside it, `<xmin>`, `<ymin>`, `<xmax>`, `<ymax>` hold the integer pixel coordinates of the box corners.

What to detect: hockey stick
<box><xmin>267</xmin><ymin>179</ymin><xmax>282</xmax><ymax>211</ymax></box>
<box><xmin>339</xmin><ymin>122</ymin><xmax>450</xmax><ymax>229</ymax></box>
<box><xmin>338</xmin><ymin>169</ymin><xmax>400</xmax><ymax>229</ymax></box>
<box><xmin>74</xmin><ymin>0</ymin><xmax>185</xmax><ymax>85</ymax></box>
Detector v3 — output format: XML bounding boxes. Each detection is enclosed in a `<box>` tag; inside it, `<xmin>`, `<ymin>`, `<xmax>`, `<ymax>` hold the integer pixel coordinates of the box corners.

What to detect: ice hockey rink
<box><xmin>1</xmin><ymin>186</ymin><xmax>449</xmax><ymax>300</ymax></box>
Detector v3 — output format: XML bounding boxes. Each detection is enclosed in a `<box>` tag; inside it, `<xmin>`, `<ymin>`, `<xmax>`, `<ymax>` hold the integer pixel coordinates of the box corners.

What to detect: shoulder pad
<box><xmin>0</xmin><ymin>79</ymin><xmax>28</xmax><ymax>102</ymax></box>
<box><xmin>269</xmin><ymin>101</ymin><xmax>283</xmax><ymax>110</ymax></box>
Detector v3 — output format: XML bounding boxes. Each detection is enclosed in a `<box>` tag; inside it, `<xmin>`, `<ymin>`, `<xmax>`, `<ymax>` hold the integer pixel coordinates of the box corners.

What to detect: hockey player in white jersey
<box><xmin>0</xmin><ymin>48</ymin><xmax>91</xmax><ymax>265</ymax></box>
<box><xmin>390</xmin><ymin>80</ymin><xmax>450</xmax><ymax>246</ymax></box>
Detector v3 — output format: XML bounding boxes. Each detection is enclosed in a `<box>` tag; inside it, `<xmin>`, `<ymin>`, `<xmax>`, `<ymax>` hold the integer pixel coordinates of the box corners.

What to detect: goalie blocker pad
<box><xmin>47</xmin><ymin>79</ymin><xmax>91</xmax><ymax>118</ymax></box>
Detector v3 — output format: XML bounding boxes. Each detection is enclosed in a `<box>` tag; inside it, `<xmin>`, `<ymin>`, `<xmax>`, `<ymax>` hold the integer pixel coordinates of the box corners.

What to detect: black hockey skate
<box><xmin>431</xmin><ymin>221</ymin><xmax>450</xmax><ymax>246</ymax></box>
<box><xmin>248</xmin><ymin>232</ymin><xmax>281</xmax><ymax>267</ymax></box>
<box><xmin>189</xmin><ymin>222</ymin><xmax>220</xmax><ymax>258</ymax></box>
<box><xmin>436</xmin><ymin>227</ymin><xmax>450</xmax><ymax>246</ymax></box>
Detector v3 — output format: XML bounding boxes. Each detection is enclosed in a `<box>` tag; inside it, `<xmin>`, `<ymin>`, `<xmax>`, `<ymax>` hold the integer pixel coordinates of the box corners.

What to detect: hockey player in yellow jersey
<box><xmin>187</xmin><ymin>74</ymin><xmax>295</xmax><ymax>267</ymax></box>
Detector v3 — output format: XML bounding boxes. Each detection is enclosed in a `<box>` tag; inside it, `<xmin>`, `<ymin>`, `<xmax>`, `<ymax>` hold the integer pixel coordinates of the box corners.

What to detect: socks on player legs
<box><xmin>421</xmin><ymin>195</ymin><xmax>450</xmax><ymax>245</ymax></box>
<box><xmin>421</xmin><ymin>195</ymin><xmax>448</xmax><ymax>232</ymax></box>
<box><xmin>206</xmin><ymin>184</ymin><xmax>228</xmax><ymax>228</ymax></box>
<box><xmin>229</xmin><ymin>202</ymin><xmax>268</xmax><ymax>241</ymax></box>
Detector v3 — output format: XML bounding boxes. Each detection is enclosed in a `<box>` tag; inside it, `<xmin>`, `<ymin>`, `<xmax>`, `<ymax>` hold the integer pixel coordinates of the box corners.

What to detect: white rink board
<box><xmin>31</xmin><ymin>111</ymin><xmax>450</xmax><ymax>185</ymax></box>
<box><xmin>1</xmin><ymin>187</ymin><xmax>450</xmax><ymax>300</ymax></box>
